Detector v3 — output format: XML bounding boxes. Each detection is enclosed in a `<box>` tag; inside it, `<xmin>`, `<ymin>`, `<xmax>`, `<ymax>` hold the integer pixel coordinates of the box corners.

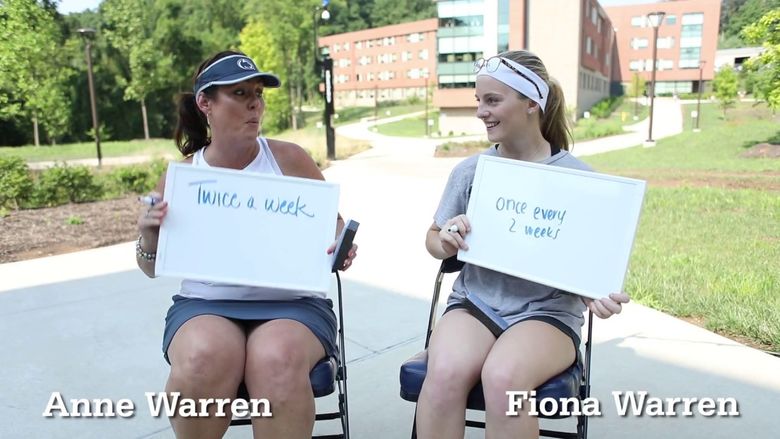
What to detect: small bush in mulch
<box><xmin>740</xmin><ymin>143</ymin><xmax>780</xmax><ymax>158</ymax></box>
<box><xmin>434</xmin><ymin>140</ymin><xmax>490</xmax><ymax>158</ymax></box>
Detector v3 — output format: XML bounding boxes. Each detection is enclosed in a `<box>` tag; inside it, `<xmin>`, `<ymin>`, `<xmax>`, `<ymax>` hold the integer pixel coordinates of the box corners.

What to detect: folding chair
<box><xmin>230</xmin><ymin>270</ymin><xmax>350</xmax><ymax>438</ymax></box>
<box><xmin>399</xmin><ymin>257</ymin><xmax>593</xmax><ymax>439</ymax></box>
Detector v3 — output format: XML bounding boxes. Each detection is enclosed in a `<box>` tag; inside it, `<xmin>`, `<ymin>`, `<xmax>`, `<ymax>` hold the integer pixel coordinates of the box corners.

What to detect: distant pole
<box><xmin>694</xmin><ymin>60</ymin><xmax>706</xmax><ymax>132</ymax></box>
<box><xmin>323</xmin><ymin>55</ymin><xmax>335</xmax><ymax>160</ymax></box>
<box><xmin>78</xmin><ymin>28</ymin><xmax>102</xmax><ymax>167</ymax></box>
<box><xmin>313</xmin><ymin>1</ymin><xmax>333</xmax><ymax>159</ymax></box>
<box><xmin>644</xmin><ymin>11</ymin><xmax>665</xmax><ymax>147</ymax></box>
<box><xmin>424</xmin><ymin>75</ymin><xmax>429</xmax><ymax>136</ymax></box>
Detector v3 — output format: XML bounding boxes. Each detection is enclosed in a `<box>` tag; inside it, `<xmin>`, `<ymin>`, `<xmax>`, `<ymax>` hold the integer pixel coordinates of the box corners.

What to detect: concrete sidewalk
<box><xmin>2</xmin><ymin>97</ymin><xmax>779</xmax><ymax>438</ymax></box>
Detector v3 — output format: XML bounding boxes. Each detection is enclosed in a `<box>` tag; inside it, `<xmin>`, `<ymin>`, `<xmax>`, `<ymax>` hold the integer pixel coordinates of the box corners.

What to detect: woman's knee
<box><xmin>424</xmin><ymin>351</ymin><xmax>483</xmax><ymax>402</ymax></box>
<box><xmin>480</xmin><ymin>361</ymin><xmax>533</xmax><ymax>411</ymax></box>
<box><xmin>172</xmin><ymin>343</ymin><xmax>244</xmax><ymax>386</ymax></box>
<box><xmin>168</xmin><ymin>319</ymin><xmax>245</xmax><ymax>385</ymax></box>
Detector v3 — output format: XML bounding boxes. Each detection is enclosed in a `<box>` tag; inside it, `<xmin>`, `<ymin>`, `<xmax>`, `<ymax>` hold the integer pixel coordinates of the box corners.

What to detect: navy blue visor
<box><xmin>193</xmin><ymin>54</ymin><xmax>281</xmax><ymax>96</ymax></box>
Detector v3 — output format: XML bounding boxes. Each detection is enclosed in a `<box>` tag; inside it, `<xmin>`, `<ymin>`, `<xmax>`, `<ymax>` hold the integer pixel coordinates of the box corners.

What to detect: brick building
<box><xmin>318</xmin><ymin>19</ymin><xmax>438</xmax><ymax>108</ymax></box>
<box><xmin>605</xmin><ymin>0</ymin><xmax>722</xmax><ymax>95</ymax></box>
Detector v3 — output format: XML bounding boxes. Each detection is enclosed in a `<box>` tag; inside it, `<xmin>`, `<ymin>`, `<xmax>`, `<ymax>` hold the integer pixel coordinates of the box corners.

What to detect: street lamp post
<box><xmin>77</xmin><ymin>28</ymin><xmax>103</xmax><ymax>167</ymax></box>
<box><xmin>644</xmin><ymin>11</ymin><xmax>665</xmax><ymax>147</ymax></box>
<box><xmin>694</xmin><ymin>60</ymin><xmax>706</xmax><ymax>132</ymax></box>
<box><xmin>423</xmin><ymin>72</ymin><xmax>430</xmax><ymax>136</ymax></box>
<box><xmin>313</xmin><ymin>0</ymin><xmax>335</xmax><ymax>160</ymax></box>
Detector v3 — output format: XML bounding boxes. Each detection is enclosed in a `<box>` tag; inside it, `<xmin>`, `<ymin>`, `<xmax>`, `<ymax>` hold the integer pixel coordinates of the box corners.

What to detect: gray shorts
<box><xmin>163</xmin><ymin>294</ymin><xmax>337</xmax><ymax>364</ymax></box>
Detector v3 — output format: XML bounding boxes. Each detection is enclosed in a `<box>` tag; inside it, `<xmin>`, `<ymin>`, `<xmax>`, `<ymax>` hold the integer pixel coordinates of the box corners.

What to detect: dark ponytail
<box><xmin>173</xmin><ymin>50</ymin><xmax>246</xmax><ymax>157</ymax></box>
<box><xmin>499</xmin><ymin>50</ymin><xmax>572</xmax><ymax>151</ymax></box>
<box><xmin>174</xmin><ymin>92</ymin><xmax>209</xmax><ymax>157</ymax></box>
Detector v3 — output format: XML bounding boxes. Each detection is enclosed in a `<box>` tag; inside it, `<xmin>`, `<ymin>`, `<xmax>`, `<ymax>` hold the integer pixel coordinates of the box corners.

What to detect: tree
<box><xmin>626</xmin><ymin>73</ymin><xmax>646</xmax><ymax>118</ymax></box>
<box><xmin>243</xmin><ymin>0</ymin><xmax>320</xmax><ymax>130</ymax></box>
<box><xmin>240</xmin><ymin>20</ymin><xmax>292</xmax><ymax>134</ymax></box>
<box><xmin>0</xmin><ymin>0</ymin><xmax>72</xmax><ymax>145</ymax></box>
<box><xmin>713</xmin><ymin>67</ymin><xmax>739</xmax><ymax>118</ymax></box>
<box><xmin>370</xmin><ymin>0</ymin><xmax>436</xmax><ymax>27</ymax></box>
<box><xmin>103</xmin><ymin>0</ymin><xmax>175</xmax><ymax>140</ymax></box>
<box><xmin>741</xmin><ymin>8</ymin><xmax>780</xmax><ymax>112</ymax></box>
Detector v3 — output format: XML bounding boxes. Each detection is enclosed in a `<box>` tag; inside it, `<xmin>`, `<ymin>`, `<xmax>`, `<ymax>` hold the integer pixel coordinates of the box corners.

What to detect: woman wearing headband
<box><xmin>136</xmin><ymin>50</ymin><xmax>356</xmax><ymax>439</ymax></box>
<box><xmin>416</xmin><ymin>50</ymin><xmax>629</xmax><ymax>438</ymax></box>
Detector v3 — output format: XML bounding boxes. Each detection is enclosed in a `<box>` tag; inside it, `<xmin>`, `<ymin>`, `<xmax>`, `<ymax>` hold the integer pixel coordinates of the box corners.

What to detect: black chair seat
<box><xmin>400</xmin><ymin>350</ymin><xmax>582</xmax><ymax>419</ymax></box>
<box><xmin>237</xmin><ymin>356</ymin><xmax>338</xmax><ymax>400</ymax></box>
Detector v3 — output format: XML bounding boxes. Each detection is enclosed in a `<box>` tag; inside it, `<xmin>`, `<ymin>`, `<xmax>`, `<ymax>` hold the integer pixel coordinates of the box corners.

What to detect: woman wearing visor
<box><xmin>416</xmin><ymin>50</ymin><xmax>630</xmax><ymax>438</ymax></box>
<box><xmin>136</xmin><ymin>51</ymin><xmax>356</xmax><ymax>439</ymax></box>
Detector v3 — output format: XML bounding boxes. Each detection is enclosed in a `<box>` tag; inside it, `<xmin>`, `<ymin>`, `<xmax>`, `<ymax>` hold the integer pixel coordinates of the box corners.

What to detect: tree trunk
<box><xmin>141</xmin><ymin>98</ymin><xmax>150</xmax><ymax>140</ymax></box>
<box><xmin>33</xmin><ymin>115</ymin><xmax>40</xmax><ymax>147</ymax></box>
<box><xmin>289</xmin><ymin>83</ymin><xmax>298</xmax><ymax>130</ymax></box>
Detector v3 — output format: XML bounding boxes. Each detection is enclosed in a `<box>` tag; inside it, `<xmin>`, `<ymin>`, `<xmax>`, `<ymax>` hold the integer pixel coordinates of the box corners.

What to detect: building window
<box><xmin>407</xmin><ymin>32</ymin><xmax>421</xmax><ymax>43</ymax></box>
<box><xmin>681</xmin><ymin>24</ymin><xmax>703</xmax><ymax>38</ymax></box>
<box><xmin>631</xmin><ymin>16</ymin><xmax>645</xmax><ymax>27</ymax></box>
<box><xmin>657</xmin><ymin>37</ymin><xmax>675</xmax><ymax>49</ymax></box>
<box><xmin>630</xmin><ymin>37</ymin><xmax>648</xmax><ymax>49</ymax></box>
<box><xmin>402</xmin><ymin>51</ymin><xmax>412</xmax><ymax>62</ymax></box>
<box><xmin>681</xmin><ymin>13</ymin><xmax>704</xmax><ymax>25</ymax></box>
<box><xmin>597</xmin><ymin>16</ymin><xmax>602</xmax><ymax>33</ymax></box>
<box><xmin>658</xmin><ymin>59</ymin><xmax>674</xmax><ymax>70</ymax></box>
<box><xmin>629</xmin><ymin>60</ymin><xmax>643</xmax><ymax>71</ymax></box>
<box><xmin>586</xmin><ymin>37</ymin><xmax>592</xmax><ymax>55</ymax></box>
<box><xmin>665</xmin><ymin>15</ymin><xmax>676</xmax><ymax>25</ymax></box>
<box><xmin>591</xmin><ymin>8</ymin><xmax>597</xmax><ymax>25</ymax></box>
<box><xmin>419</xmin><ymin>49</ymin><xmax>429</xmax><ymax>60</ymax></box>
<box><xmin>679</xmin><ymin>47</ymin><xmax>701</xmax><ymax>68</ymax></box>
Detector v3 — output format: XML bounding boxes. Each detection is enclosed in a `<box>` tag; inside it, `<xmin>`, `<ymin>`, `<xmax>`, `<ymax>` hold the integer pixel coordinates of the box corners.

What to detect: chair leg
<box><xmin>410</xmin><ymin>406</ymin><xmax>418</xmax><ymax>439</ymax></box>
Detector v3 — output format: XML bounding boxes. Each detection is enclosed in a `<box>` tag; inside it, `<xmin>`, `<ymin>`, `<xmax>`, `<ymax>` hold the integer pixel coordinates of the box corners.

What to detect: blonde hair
<box><xmin>498</xmin><ymin>50</ymin><xmax>571</xmax><ymax>151</ymax></box>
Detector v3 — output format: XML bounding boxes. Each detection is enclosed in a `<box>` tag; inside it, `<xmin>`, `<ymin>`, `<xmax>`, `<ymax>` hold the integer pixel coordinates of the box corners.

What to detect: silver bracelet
<box><xmin>136</xmin><ymin>236</ymin><xmax>157</xmax><ymax>261</ymax></box>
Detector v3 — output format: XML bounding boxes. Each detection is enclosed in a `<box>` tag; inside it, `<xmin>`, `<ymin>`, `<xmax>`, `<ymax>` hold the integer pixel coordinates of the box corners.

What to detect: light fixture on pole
<box><xmin>77</xmin><ymin>28</ymin><xmax>103</xmax><ymax>167</ymax></box>
<box><xmin>643</xmin><ymin>11</ymin><xmax>665</xmax><ymax>147</ymax></box>
<box><xmin>313</xmin><ymin>0</ymin><xmax>335</xmax><ymax>160</ymax></box>
<box><xmin>694</xmin><ymin>60</ymin><xmax>706</xmax><ymax>132</ymax></box>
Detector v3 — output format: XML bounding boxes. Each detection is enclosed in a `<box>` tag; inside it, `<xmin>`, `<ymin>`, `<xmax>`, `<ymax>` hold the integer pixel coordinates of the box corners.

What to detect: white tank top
<box><xmin>179</xmin><ymin>137</ymin><xmax>325</xmax><ymax>301</ymax></box>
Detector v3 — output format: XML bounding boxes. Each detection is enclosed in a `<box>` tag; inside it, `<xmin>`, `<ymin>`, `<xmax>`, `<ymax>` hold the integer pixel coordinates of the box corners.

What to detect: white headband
<box><xmin>476</xmin><ymin>57</ymin><xmax>549</xmax><ymax>112</ymax></box>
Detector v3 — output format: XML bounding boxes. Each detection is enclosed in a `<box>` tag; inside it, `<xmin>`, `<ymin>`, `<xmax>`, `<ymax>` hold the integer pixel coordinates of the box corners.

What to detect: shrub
<box><xmin>32</xmin><ymin>164</ymin><xmax>104</xmax><ymax>207</ymax></box>
<box><xmin>110</xmin><ymin>165</ymin><xmax>152</xmax><ymax>194</ymax></box>
<box><xmin>0</xmin><ymin>156</ymin><xmax>34</xmax><ymax>209</ymax></box>
<box><xmin>588</xmin><ymin>96</ymin><xmax>624</xmax><ymax>119</ymax></box>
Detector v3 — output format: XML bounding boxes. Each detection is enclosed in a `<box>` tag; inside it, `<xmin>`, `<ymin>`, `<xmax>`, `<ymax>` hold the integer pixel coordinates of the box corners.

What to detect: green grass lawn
<box><xmin>584</xmin><ymin>101</ymin><xmax>780</xmax><ymax>351</ymax></box>
<box><xmin>0</xmin><ymin>103</ymin><xmax>422</xmax><ymax>165</ymax></box>
<box><xmin>375</xmin><ymin>110</ymin><xmax>439</xmax><ymax>137</ymax></box>
<box><xmin>0</xmin><ymin>138</ymin><xmax>178</xmax><ymax>162</ymax></box>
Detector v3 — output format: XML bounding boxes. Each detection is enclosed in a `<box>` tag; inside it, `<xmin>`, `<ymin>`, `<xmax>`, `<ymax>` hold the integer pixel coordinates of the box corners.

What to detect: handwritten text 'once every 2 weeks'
<box><xmin>495</xmin><ymin>196</ymin><xmax>567</xmax><ymax>240</ymax></box>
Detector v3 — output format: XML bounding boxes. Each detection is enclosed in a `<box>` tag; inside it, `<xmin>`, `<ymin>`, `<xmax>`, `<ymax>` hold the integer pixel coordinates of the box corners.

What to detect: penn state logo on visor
<box><xmin>237</xmin><ymin>58</ymin><xmax>256</xmax><ymax>71</ymax></box>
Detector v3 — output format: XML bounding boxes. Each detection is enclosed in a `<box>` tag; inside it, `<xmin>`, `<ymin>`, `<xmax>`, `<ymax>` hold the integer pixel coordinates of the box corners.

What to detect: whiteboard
<box><xmin>459</xmin><ymin>155</ymin><xmax>646</xmax><ymax>299</ymax></box>
<box><xmin>155</xmin><ymin>163</ymin><xmax>339</xmax><ymax>293</ymax></box>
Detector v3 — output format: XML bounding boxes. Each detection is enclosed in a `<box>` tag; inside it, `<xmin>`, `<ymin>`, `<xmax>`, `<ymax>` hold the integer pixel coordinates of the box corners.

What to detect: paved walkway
<box><xmin>2</xmin><ymin>98</ymin><xmax>779</xmax><ymax>438</ymax></box>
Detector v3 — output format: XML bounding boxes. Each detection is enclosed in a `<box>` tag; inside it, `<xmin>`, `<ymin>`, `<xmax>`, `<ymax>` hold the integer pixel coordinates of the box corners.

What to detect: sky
<box><xmin>56</xmin><ymin>0</ymin><xmax>102</xmax><ymax>14</ymax></box>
